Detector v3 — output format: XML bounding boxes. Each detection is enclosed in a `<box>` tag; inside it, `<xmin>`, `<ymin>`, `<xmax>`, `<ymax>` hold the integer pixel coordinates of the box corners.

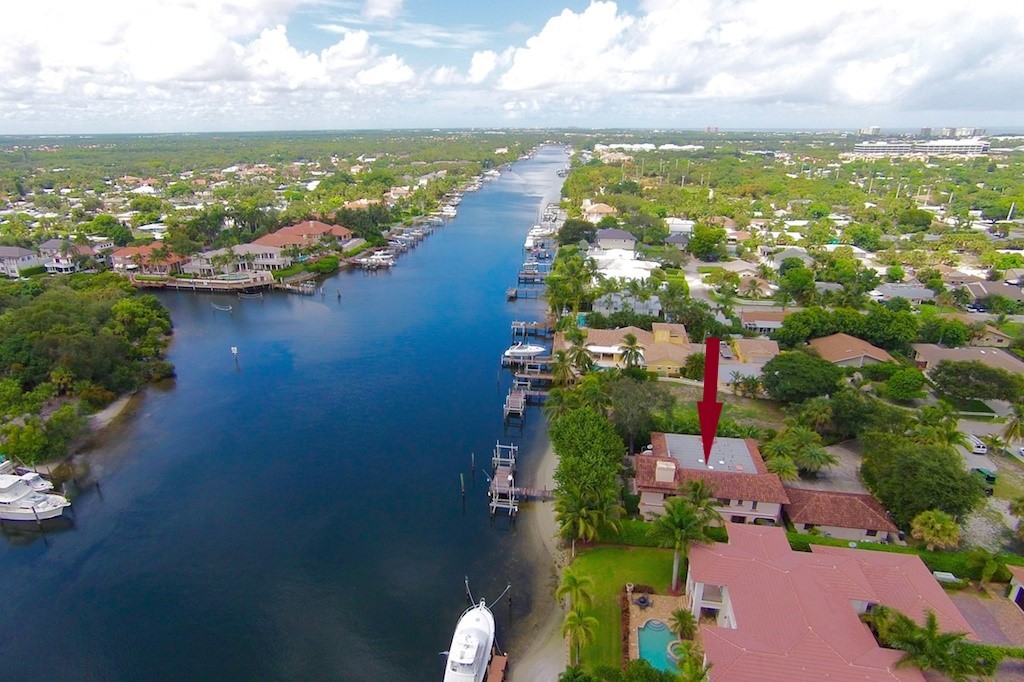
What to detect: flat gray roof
<box><xmin>664</xmin><ymin>434</ymin><xmax>756</xmax><ymax>474</ymax></box>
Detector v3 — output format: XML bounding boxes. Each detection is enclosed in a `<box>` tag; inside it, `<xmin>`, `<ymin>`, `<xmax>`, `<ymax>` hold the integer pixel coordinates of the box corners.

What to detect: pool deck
<box><xmin>627</xmin><ymin>590</ymin><xmax>691</xmax><ymax>662</ymax></box>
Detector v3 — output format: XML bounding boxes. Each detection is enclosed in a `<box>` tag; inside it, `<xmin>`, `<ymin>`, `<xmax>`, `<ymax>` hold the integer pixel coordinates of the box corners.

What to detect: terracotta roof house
<box><xmin>784</xmin><ymin>488</ymin><xmax>899</xmax><ymax>542</ymax></box>
<box><xmin>279</xmin><ymin>219</ymin><xmax>353</xmax><ymax>244</ymax></box>
<box><xmin>933</xmin><ymin>264</ymin><xmax>981</xmax><ymax>286</ymax></box>
<box><xmin>635</xmin><ymin>434</ymin><xmax>789</xmax><ymax>524</ymax></box>
<box><xmin>686</xmin><ymin>523</ymin><xmax>976</xmax><ymax>682</ymax></box>
<box><xmin>911</xmin><ymin>343</ymin><xmax>1024</xmax><ymax>375</ymax></box>
<box><xmin>739</xmin><ymin>309</ymin><xmax>790</xmax><ymax>335</ymax></box>
<box><xmin>809</xmin><ymin>333</ymin><xmax>894</xmax><ymax>367</ymax></box>
<box><xmin>252</xmin><ymin>232</ymin><xmax>305</xmax><ymax>249</ymax></box>
<box><xmin>109</xmin><ymin>244</ymin><xmax>185</xmax><ymax>275</ymax></box>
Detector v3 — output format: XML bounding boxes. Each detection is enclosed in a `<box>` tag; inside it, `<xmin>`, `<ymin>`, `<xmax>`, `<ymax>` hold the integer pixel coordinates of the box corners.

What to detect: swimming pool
<box><xmin>637</xmin><ymin>619</ymin><xmax>680</xmax><ymax>673</ymax></box>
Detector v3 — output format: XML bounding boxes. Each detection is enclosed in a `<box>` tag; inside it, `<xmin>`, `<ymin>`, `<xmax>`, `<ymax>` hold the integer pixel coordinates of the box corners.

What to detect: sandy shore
<box><xmin>510</xmin><ymin>438</ymin><xmax>567</xmax><ymax>681</ymax></box>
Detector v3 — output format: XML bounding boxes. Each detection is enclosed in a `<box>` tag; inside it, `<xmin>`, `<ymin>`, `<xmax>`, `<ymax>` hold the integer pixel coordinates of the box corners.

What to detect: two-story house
<box><xmin>0</xmin><ymin>246</ymin><xmax>42</xmax><ymax>278</ymax></box>
<box><xmin>634</xmin><ymin>433</ymin><xmax>789</xmax><ymax>525</ymax></box>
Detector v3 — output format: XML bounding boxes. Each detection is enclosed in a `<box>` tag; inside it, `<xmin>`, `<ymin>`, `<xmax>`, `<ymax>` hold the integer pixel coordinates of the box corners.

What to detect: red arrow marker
<box><xmin>697</xmin><ymin>337</ymin><xmax>723</xmax><ymax>460</ymax></box>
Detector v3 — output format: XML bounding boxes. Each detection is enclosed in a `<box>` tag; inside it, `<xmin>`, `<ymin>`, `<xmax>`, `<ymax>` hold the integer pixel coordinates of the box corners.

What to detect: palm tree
<box><xmin>619</xmin><ymin>333</ymin><xmax>644</xmax><ymax>369</ymax></box>
<box><xmin>869</xmin><ymin>607</ymin><xmax>990</xmax><ymax>680</ymax></box>
<box><xmin>561</xmin><ymin>607</ymin><xmax>598</xmax><ymax>667</ymax></box>
<box><xmin>791</xmin><ymin>445</ymin><xmax>839</xmax><ymax>475</ymax></box>
<box><xmin>682</xmin><ymin>480</ymin><xmax>720</xmax><ymax>526</ymax></box>
<box><xmin>741</xmin><ymin>278</ymin><xmax>763</xmax><ymax>299</ymax></box>
<box><xmin>554</xmin><ymin>486</ymin><xmax>599</xmax><ymax>557</ymax></box>
<box><xmin>675</xmin><ymin>642</ymin><xmax>713</xmax><ymax>682</ymax></box>
<box><xmin>729</xmin><ymin>370</ymin><xmax>744</xmax><ymax>395</ymax></box>
<box><xmin>797</xmin><ymin>396</ymin><xmax>833</xmax><ymax>433</ymax></box>
<box><xmin>654</xmin><ymin>497</ymin><xmax>714</xmax><ymax>592</ymax></box>
<box><xmin>765</xmin><ymin>455</ymin><xmax>799</xmax><ymax>481</ymax></box>
<box><xmin>1002</xmin><ymin>403</ymin><xmax>1024</xmax><ymax>445</ymax></box>
<box><xmin>543</xmin><ymin>387</ymin><xmax>578</xmax><ymax>423</ymax></box>
<box><xmin>910</xmin><ymin>509</ymin><xmax>961</xmax><ymax>551</ymax></box>
<box><xmin>556</xmin><ymin>569</ymin><xmax>594</xmax><ymax>611</ymax></box>
<box><xmin>575</xmin><ymin>373</ymin><xmax>612</xmax><ymax>415</ymax></box>
<box><xmin>760</xmin><ymin>436</ymin><xmax>793</xmax><ymax>462</ymax></box>
<box><xmin>566</xmin><ymin>336</ymin><xmax>594</xmax><ymax>374</ymax></box>
<box><xmin>772</xmin><ymin>288</ymin><xmax>794</xmax><ymax>310</ymax></box>
<box><xmin>965</xmin><ymin>548</ymin><xmax>1003</xmax><ymax>590</ymax></box>
<box><xmin>550</xmin><ymin>350</ymin><xmax>575</xmax><ymax>388</ymax></box>
<box><xmin>669</xmin><ymin>608</ymin><xmax>697</xmax><ymax>640</ymax></box>
<box><xmin>982</xmin><ymin>434</ymin><xmax>1007</xmax><ymax>458</ymax></box>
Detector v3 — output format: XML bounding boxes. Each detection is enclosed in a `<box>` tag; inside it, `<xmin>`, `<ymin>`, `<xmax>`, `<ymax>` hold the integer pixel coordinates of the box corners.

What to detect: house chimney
<box><xmin>655</xmin><ymin>460</ymin><xmax>676</xmax><ymax>483</ymax></box>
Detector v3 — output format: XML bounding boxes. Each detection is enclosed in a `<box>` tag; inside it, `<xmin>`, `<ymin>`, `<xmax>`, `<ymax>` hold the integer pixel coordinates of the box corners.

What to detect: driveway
<box><xmin>786</xmin><ymin>440</ymin><xmax>868</xmax><ymax>494</ymax></box>
<box><xmin>940</xmin><ymin>586</ymin><xmax>1024</xmax><ymax>681</ymax></box>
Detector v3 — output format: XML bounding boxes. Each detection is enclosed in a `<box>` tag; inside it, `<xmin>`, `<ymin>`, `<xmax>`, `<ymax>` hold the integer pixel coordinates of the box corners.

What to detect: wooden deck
<box><xmin>486</xmin><ymin>651</ymin><xmax>508</xmax><ymax>682</ymax></box>
<box><xmin>510</xmin><ymin>320</ymin><xmax>553</xmax><ymax>337</ymax></box>
<box><xmin>506</xmin><ymin>287</ymin><xmax>544</xmax><ymax>300</ymax></box>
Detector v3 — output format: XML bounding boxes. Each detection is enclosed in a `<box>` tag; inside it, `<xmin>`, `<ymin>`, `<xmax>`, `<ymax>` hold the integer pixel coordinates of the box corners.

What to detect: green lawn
<box><xmin>942</xmin><ymin>397</ymin><xmax>995</xmax><ymax>414</ymax></box>
<box><xmin>696</xmin><ymin>265</ymin><xmax>721</xmax><ymax>274</ymax></box>
<box><xmin>570</xmin><ymin>546</ymin><xmax>675</xmax><ymax>670</ymax></box>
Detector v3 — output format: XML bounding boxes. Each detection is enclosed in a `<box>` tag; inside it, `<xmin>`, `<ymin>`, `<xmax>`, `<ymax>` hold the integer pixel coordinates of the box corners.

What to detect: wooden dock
<box><xmin>517</xmin><ymin>271</ymin><xmax>547</xmax><ymax>283</ymax></box>
<box><xmin>502</xmin><ymin>390</ymin><xmax>526</xmax><ymax>421</ymax></box>
<box><xmin>506</xmin><ymin>287</ymin><xmax>543</xmax><ymax>300</ymax></box>
<box><xmin>489</xmin><ymin>442</ymin><xmax>519</xmax><ymax>517</ymax></box>
<box><xmin>511</xmin><ymin>320</ymin><xmax>553</xmax><ymax>337</ymax></box>
<box><xmin>131</xmin><ymin>274</ymin><xmax>275</xmax><ymax>293</ymax></box>
<box><xmin>501</xmin><ymin>355</ymin><xmax>552</xmax><ymax>368</ymax></box>
<box><xmin>486</xmin><ymin>650</ymin><xmax>508</xmax><ymax>682</ymax></box>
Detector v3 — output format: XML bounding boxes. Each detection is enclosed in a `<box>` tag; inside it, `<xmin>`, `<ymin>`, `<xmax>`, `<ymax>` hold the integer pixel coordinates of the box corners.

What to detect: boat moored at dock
<box><xmin>0</xmin><ymin>474</ymin><xmax>70</xmax><ymax>522</ymax></box>
<box><xmin>443</xmin><ymin>600</ymin><xmax>495</xmax><ymax>682</ymax></box>
<box><xmin>503</xmin><ymin>342</ymin><xmax>545</xmax><ymax>358</ymax></box>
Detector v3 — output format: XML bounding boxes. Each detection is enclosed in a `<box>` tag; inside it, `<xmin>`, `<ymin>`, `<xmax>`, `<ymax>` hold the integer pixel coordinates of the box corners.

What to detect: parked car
<box><xmin>971</xmin><ymin>467</ymin><xmax>997</xmax><ymax>484</ymax></box>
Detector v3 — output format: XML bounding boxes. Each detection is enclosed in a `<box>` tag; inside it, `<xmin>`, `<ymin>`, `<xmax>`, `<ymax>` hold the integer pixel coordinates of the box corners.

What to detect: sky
<box><xmin>1</xmin><ymin>0</ymin><xmax>1023</xmax><ymax>134</ymax></box>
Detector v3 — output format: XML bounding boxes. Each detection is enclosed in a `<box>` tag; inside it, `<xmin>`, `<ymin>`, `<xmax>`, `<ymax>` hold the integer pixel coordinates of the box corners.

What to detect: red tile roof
<box><xmin>635</xmin><ymin>433</ymin><xmax>789</xmax><ymax>504</ymax></box>
<box><xmin>784</xmin><ymin>488</ymin><xmax>898</xmax><ymax>533</ymax></box>
<box><xmin>689</xmin><ymin>523</ymin><xmax>976</xmax><ymax>682</ymax></box>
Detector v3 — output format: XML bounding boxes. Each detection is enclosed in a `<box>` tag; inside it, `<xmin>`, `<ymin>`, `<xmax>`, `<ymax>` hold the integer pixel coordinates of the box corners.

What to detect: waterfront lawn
<box><xmin>571</xmin><ymin>546</ymin><xmax>674</xmax><ymax>671</ymax></box>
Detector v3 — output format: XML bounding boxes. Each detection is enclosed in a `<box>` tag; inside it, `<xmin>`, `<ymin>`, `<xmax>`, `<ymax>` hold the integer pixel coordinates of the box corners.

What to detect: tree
<box><xmin>765</xmin><ymin>455</ymin><xmax>799</xmax><ymax>481</ymax></box>
<box><xmin>620</xmin><ymin>333</ymin><xmax>644</xmax><ymax>369</ymax></box>
<box><xmin>861</xmin><ymin>433</ymin><xmax>983</xmax><ymax>528</ymax></box>
<box><xmin>886</xmin><ymin>265</ymin><xmax>905</xmax><ymax>282</ymax></box>
<box><xmin>930</xmin><ymin>360</ymin><xmax>1024</xmax><ymax>402</ymax></box>
<box><xmin>761</xmin><ymin>352</ymin><xmax>842</xmax><ymax>404</ymax></box>
<box><xmin>676</xmin><ymin>642</ymin><xmax>713</xmax><ymax>682</ymax></box>
<box><xmin>670</xmin><ymin>608</ymin><xmax>697</xmax><ymax>640</ymax></box>
<box><xmin>559</xmin><ymin>218</ymin><xmax>597</xmax><ymax>245</ymax></box>
<box><xmin>1002</xmin><ymin>403</ymin><xmax>1024</xmax><ymax>444</ymax></box>
<box><xmin>562</xmin><ymin>607</ymin><xmax>598</xmax><ymax>667</ymax></box>
<box><xmin>884</xmin><ymin>367</ymin><xmax>926</xmax><ymax>402</ymax></box>
<box><xmin>866</xmin><ymin>607</ymin><xmax>994</xmax><ymax>680</ymax></box>
<box><xmin>550</xmin><ymin>350</ymin><xmax>575</xmax><ymax>388</ymax></box>
<box><xmin>559</xmin><ymin>667</ymin><xmax>595</xmax><ymax>682</ymax></box>
<box><xmin>608</xmin><ymin>378</ymin><xmax>672</xmax><ymax>454</ymax></box>
<box><xmin>910</xmin><ymin>510</ymin><xmax>961</xmax><ymax>551</ymax></box>
<box><xmin>557</xmin><ymin>569</ymin><xmax>594</xmax><ymax>611</ymax></box>
<box><xmin>653</xmin><ymin>497</ymin><xmax>715</xmax><ymax>592</ymax></box>
<box><xmin>682</xmin><ymin>352</ymin><xmax>705</xmax><ymax>380</ymax></box>
<box><xmin>554</xmin><ymin>485</ymin><xmax>623</xmax><ymax>557</ymax></box>
<box><xmin>687</xmin><ymin>224</ymin><xmax>726</xmax><ymax>262</ymax></box>
<box><xmin>965</xmin><ymin>549</ymin><xmax>1003</xmax><ymax>590</ymax></box>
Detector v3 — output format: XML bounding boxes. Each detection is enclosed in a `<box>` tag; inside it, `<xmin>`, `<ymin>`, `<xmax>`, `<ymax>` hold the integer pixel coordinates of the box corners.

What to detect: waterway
<box><xmin>0</xmin><ymin>146</ymin><xmax>568</xmax><ymax>680</ymax></box>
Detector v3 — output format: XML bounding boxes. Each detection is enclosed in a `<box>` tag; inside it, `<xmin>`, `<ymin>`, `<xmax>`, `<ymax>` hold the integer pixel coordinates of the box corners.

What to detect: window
<box><xmin>865</xmin><ymin>529</ymin><xmax>878</xmax><ymax>537</ymax></box>
<box><xmin>750</xmin><ymin>501</ymin><xmax>758</xmax><ymax>510</ymax></box>
<box><xmin>717</xmin><ymin>498</ymin><xmax>730</xmax><ymax>506</ymax></box>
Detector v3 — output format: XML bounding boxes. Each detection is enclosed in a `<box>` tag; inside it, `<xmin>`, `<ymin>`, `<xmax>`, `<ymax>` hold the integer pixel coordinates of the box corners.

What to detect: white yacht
<box><xmin>0</xmin><ymin>474</ymin><xmax>70</xmax><ymax>522</ymax></box>
<box><xmin>503</xmin><ymin>342</ymin><xmax>545</xmax><ymax>358</ymax></box>
<box><xmin>19</xmin><ymin>471</ymin><xmax>54</xmax><ymax>491</ymax></box>
<box><xmin>443</xmin><ymin>600</ymin><xmax>494</xmax><ymax>682</ymax></box>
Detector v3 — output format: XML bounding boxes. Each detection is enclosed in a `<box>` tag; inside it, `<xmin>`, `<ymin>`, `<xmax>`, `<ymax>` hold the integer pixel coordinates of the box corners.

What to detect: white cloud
<box><xmin>363</xmin><ymin>0</ymin><xmax>402</xmax><ymax>21</ymax></box>
<box><xmin>1</xmin><ymin>0</ymin><xmax>1023</xmax><ymax>132</ymax></box>
<box><xmin>467</xmin><ymin>51</ymin><xmax>498</xmax><ymax>84</ymax></box>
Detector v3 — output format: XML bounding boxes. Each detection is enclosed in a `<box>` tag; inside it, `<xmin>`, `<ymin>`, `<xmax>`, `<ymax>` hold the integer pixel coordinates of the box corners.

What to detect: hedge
<box><xmin>598</xmin><ymin>519</ymin><xmax>1023</xmax><ymax>582</ymax></box>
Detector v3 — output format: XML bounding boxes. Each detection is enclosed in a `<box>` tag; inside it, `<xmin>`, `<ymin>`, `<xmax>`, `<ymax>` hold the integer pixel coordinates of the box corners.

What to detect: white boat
<box><xmin>503</xmin><ymin>342</ymin><xmax>545</xmax><ymax>358</ymax></box>
<box><xmin>19</xmin><ymin>471</ymin><xmax>53</xmax><ymax>492</ymax></box>
<box><xmin>443</xmin><ymin>600</ymin><xmax>495</xmax><ymax>682</ymax></box>
<box><xmin>0</xmin><ymin>474</ymin><xmax>70</xmax><ymax>522</ymax></box>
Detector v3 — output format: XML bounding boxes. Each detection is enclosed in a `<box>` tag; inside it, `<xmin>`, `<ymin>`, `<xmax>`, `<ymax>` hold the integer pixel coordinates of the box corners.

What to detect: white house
<box><xmin>595</xmin><ymin>228</ymin><xmax>637</xmax><ymax>252</ymax></box>
<box><xmin>0</xmin><ymin>246</ymin><xmax>42</xmax><ymax>277</ymax></box>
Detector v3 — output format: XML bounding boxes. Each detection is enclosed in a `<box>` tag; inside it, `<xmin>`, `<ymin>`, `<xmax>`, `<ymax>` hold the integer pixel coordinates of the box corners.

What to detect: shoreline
<box><xmin>509</xmin><ymin>436</ymin><xmax>567</xmax><ymax>681</ymax></box>
<box><xmin>30</xmin><ymin>391</ymin><xmax>140</xmax><ymax>476</ymax></box>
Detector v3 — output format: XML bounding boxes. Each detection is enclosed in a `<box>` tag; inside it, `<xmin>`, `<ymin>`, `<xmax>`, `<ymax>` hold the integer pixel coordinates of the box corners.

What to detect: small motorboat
<box><xmin>18</xmin><ymin>471</ymin><xmax>53</xmax><ymax>492</ymax></box>
<box><xmin>503</xmin><ymin>342</ymin><xmax>545</xmax><ymax>358</ymax></box>
<box><xmin>443</xmin><ymin>600</ymin><xmax>494</xmax><ymax>682</ymax></box>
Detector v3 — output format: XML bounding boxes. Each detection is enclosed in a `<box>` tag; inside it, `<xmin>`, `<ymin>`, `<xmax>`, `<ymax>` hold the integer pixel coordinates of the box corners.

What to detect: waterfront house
<box><xmin>278</xmin><ymin>220</ymin><xmax>353</xmax><ymax>246</ymax></box>
<box><xmin>38</xmin><ymin>238</ymin><xmax>92</xmax><ymax>274</ymax></box>
<box><xmin>686</xmin><ymin>523</ymin><xmax>975</xmax><ymax>682</ymax></box>
<box><xmin>635</xmin><ymin>433</ymin><xmax>788</xmax><ymax>525</ymax></box>
<box><xmin>554</xmin><ymin>322</ymin><xmax>689</xmax><ymax>374</ymax></box>
<box><xmin>808</xmin><ymin>333</ymin><xmax>894</xmax><ymax>367</ymax></box>
<box><xmin>109</xmin><ymin>244</ymin><xmax>185</xmax><ymax>275</ymax></box>
<box><xmin>0</xmin><ymin>246</ymin><xmax>42</xmax><ymax>277</ymax></box>
<box><xmin>784</xmin><ymin>488</ymin><xmax>899</xmax><ymax>542</ymax></box>
<box><xmin>595</xmin><ymin>228</ymin><xmax>637</xmax><ymax>252</ymax></box>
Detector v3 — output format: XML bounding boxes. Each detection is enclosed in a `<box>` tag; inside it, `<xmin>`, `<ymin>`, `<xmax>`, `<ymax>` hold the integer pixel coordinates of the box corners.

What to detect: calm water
<box><xmin>0</xmin><ymin>146</ymin><xmax>567</xmax><ymax>681</ymax></box>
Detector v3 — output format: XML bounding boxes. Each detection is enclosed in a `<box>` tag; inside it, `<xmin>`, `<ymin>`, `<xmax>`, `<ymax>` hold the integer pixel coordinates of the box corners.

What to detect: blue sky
<box><xmin>0</xmin><ymin>0</ymin><xmax>1021</xmax><ymax>134</ymax></box>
